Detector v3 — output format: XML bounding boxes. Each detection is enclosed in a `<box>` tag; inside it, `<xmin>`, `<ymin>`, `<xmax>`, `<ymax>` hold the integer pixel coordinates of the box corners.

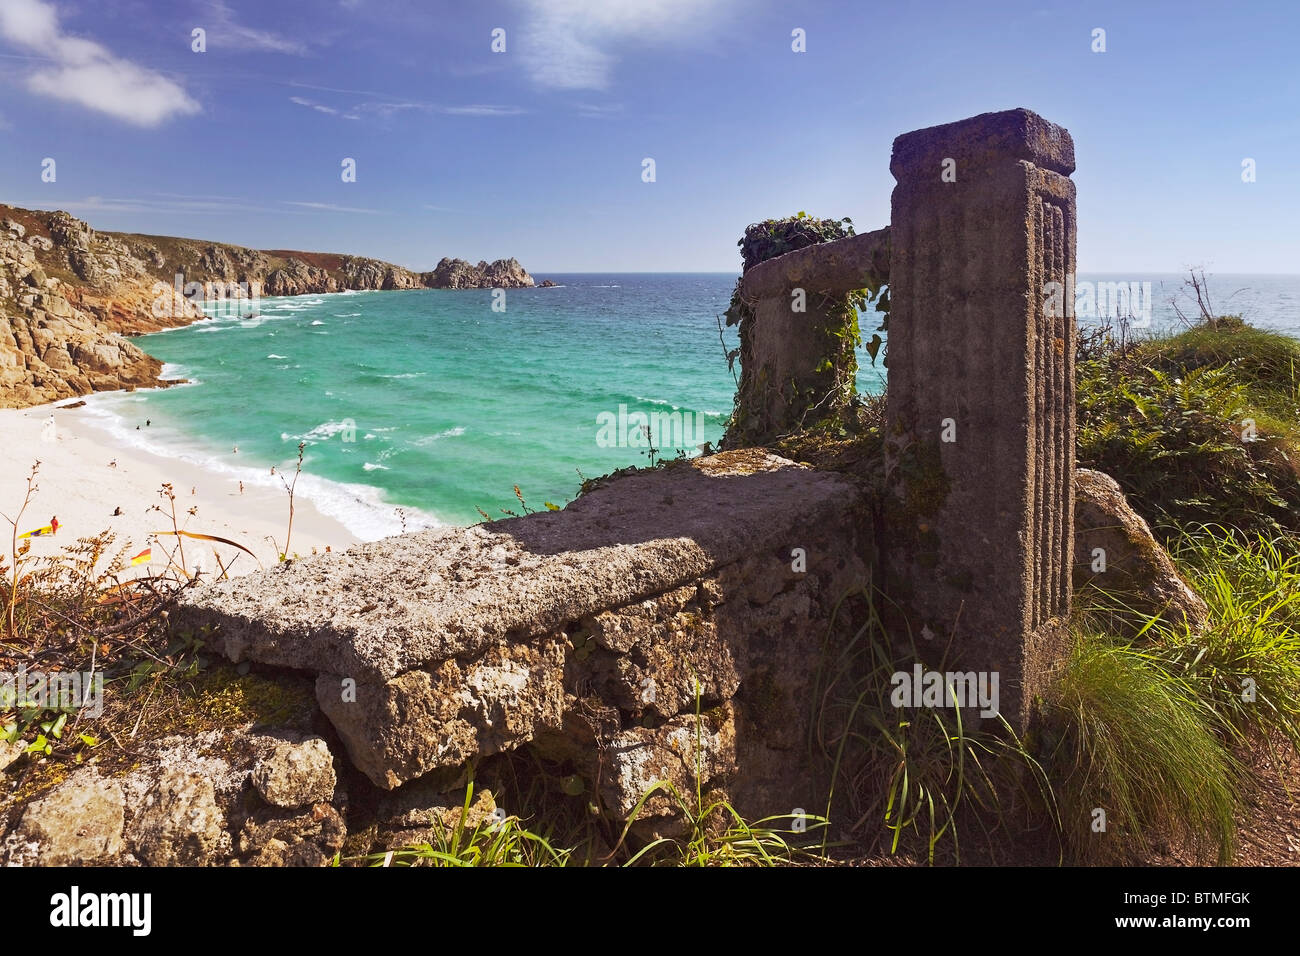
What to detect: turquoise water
<box><xmin>89</xmin><ymin>275</ymin><xmax>745</xmax><ymax>535</ymax></box>
<box><xmin>84</xmin><ymin>272</ymin><xmax>1299</xmax><ymax>538</ymax></box>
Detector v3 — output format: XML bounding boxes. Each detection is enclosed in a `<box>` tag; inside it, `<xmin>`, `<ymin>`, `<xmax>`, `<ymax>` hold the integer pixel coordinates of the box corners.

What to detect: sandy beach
<box><xmin>0</xmin><ymin>398</ymin><xmax>358</xmax><ymax>580</ymax></box>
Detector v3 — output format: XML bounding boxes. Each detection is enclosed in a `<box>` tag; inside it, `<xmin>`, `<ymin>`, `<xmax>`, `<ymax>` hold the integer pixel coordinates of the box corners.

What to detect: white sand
<box><xmin>0</xmin><ymin>400</ymin><xmax>358</xmax><ymax>580</ymax></box>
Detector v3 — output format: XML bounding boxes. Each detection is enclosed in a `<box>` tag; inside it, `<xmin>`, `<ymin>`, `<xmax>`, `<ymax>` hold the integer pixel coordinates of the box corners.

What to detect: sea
<box><xmin>79</xmin><ymin>272</ymin><xmax>1300</xmax><ymax>539</ymax></box>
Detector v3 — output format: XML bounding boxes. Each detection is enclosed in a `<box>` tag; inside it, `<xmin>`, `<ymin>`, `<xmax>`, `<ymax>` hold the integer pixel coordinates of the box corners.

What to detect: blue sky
<box><xmin>1</xmin><ymin>0</ymin><xmax>1296</xmax><ymax>273</ymax></box>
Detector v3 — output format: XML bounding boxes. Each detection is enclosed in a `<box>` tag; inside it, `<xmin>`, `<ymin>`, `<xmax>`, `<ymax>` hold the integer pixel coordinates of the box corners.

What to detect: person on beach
<box><xmin>239</xmin><ymin>481</ymin><xmax>244</xmax><ymax>494</ymax></box>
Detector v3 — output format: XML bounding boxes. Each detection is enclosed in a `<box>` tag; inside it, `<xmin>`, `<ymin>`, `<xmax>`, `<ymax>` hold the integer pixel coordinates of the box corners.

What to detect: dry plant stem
<box><xmin>279</xmin><ymin>441</ymin><xmax>305</xmax><ymax>559</ymax></box>
<box><xmin>2</xmin><ymin>462</ymin><xmax>40</xmax><ymax>640</ymax></box>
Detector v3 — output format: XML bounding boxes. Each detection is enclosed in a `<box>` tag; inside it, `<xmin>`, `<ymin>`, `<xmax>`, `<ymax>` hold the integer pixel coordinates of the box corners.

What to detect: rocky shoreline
<box><xmin>0</xmin><ymin>203</ymin><xmax>548</xmax><ymax>409</ymax></box>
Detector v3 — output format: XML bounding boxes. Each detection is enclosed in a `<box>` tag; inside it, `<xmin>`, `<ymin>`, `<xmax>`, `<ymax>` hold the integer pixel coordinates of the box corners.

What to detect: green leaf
<box><xmin>865</xmin><ymin>334</ymin><xmax>885</xmax><ymax>365</ymax></box>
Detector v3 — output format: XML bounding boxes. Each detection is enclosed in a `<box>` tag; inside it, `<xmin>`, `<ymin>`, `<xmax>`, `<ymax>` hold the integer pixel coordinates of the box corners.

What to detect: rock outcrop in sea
<box><xmin>0</xmin><ymin>203</ymin><xmax>543</xmax><ymax>409</ymax></box>
<box><xmin>420</xmin><ymin>256</ymin><xmax>535</xmax><ymax>289</ymax></box>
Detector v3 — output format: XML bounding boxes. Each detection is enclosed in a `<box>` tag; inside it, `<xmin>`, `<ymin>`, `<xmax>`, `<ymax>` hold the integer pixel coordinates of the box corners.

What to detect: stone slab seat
<box><xmin>739</xmin><ymin>226</ymin><xmax>891</xmax><ymax>302</ymax></box>
<box><xmin>179</xmin><ymin>449</ymin><xmax>856</xmax><ymax>683</ymax></box>
<box><xmin>176</xmin><ymin>449</ymin><xmax>865</xmax><ymax>788</ymax></box>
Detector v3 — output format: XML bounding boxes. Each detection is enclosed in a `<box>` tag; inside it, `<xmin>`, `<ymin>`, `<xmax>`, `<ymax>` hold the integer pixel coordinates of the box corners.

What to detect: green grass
<box><xmin>813</xmin><ymin>585</ymin><xmax>1055</xmax><ymax>864</ymax></box>
<box><xmin>1150</xmin><ymin>528</ymin><xmax>1300</xmax><ymax>752</ymax></box>
<box><xmin>362</xmin><ymin>782</ymin><xmax>571</xmax><ymax>867</ymax></box>
<box><xmin>1052</xmin><ymin>523</ymin><xmax>1300</xmax><ymax>864</ymax></box>
<box><xmin>1137</xmin><ymin>318</ymin><xmax>1300</xmax><ymax>429</ymax></box>
<box><xmin>1078</xmin><ymin>320</ymin><xmax>1300</xmax><ymax>538</ymax></box>
<box><xmin>1043</xmin><ymin>634</ymin><xmax>1239</xmax><ymax>865</ymax></box>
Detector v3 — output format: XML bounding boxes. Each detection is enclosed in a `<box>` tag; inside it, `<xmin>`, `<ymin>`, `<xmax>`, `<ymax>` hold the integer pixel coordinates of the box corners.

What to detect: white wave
<box><xmin>303</xmin><ymin>420</ymin><xmax>353</xmax><ymax>441</ymax></box>
<box><xmin>633</xmin><ymin>395</ymin><xmax>683</xmax><ymax>410</ymax></box>
<box><xmin>267</xmin><ymin>354</ymin><xmax>287</xmax><ymax>360</ymax></box>
<box><xmin>75</xmin><ymin>401</ymin><xmax>443</xmax><ymax>540</ymax></box>
<box><xmin>310</xmin><ymin>320</ymin><xmax>326</xmax><ymax>326</ymax></box>
<box><xmin>334</xmin><ymin>312</ymin><xmax>361</xmax><ymax>317</ymax></box>
<box><xmin>409</xmin><ymin>426</ymin><xmax>465</xmax><ymax>446</ymax></box>
<box><xmin>362</xmin><ymin>462</ymin><xmax>389</xmax><ymax>471</ymax></box>
<box><xmin>379</xmin><ymin>372</ymin><xmax>425</xmax><ymax>380</ymax></box>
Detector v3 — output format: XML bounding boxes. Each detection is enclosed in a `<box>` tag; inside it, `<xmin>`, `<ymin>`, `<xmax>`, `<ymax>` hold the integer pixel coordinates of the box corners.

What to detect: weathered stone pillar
<box><xmin>883</xmin><ymin>108</ymin><xmax>1076</xmax><ymax>731</ymax></box>
<box><xmin>728</xmin><ymin>228</ymin><xmax>890</xmax><ymax>447</ymax></box>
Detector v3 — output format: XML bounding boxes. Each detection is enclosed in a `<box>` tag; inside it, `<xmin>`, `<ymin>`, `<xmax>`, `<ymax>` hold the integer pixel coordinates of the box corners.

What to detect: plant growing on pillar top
<box><xmin>723</xmin><ymin>213</ymin><xmax>870</xmax><ymax>447</ymax></box>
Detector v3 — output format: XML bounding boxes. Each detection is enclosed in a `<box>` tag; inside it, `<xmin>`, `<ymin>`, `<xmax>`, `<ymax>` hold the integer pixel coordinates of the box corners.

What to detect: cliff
<box><xmin>0</xmin><ymin>204</ymin><xmax>542</xmax><ymax>408</ymax></box>
<box><xmin>1</xmin><ymin>218</ymin><xmax>163</xmax><ymax>408</ymax></box>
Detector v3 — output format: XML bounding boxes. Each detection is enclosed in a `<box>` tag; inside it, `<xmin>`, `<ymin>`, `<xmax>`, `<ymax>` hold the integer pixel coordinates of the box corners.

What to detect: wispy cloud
<box><xmin>517</xmin><ymin>0</ymin><xmax>735</xmax><ymax>91</ymax></box>
<box><xmin>281</xmin><ymin>201</ymin><xmax>381</xmax><ymax>214</ymax></box>
<box><xmin>0</xmin><ymin>0</ymin><xmax>199</xmax><ymax>126</ymax></box>
<box><xmin>439</xmin><ymin>104</ymin><xmax>525</xmax><ymax>117</ymax></box>
<box><xmin>207</xmin><ymin>1</ymin><xmax>308</xmax><ymax>56</ymax></box>
<box><xmin>11</xmin><ymin>195</ymin><xmax>266</xmax><ymax>215</ymax></box>
<box><xmin>11</xmin><ymin>195</ymin><xmax>385</xmax><ymax>216</ymax></box>
<box><xmin>290</xmin><ymin>95</ymin><xmax>335</xmax><ymax>114</ymax></box>
<box><xmin>286</xmin><ymin>82</ymin><xmax>522</xmax><ymax>119</ymax></box>
<box><xmin>575</xmin><ymin>102</ymin><xmax>623</xmax><ymax>119</ymax></box>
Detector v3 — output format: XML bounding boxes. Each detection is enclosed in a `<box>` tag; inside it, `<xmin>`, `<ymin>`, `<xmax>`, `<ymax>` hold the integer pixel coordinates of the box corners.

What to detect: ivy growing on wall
<box><xmin>721</xmin><ymin>213</ymin><xmax>889</xmax><ymax>448</ymax></box>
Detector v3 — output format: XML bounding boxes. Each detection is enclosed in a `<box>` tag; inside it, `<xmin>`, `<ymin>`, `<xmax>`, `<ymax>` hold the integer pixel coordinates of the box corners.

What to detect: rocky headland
<box><xmin>0</xmin><ymin>203</ymin><xmax>543</xmax><ymax>409</ymax></box>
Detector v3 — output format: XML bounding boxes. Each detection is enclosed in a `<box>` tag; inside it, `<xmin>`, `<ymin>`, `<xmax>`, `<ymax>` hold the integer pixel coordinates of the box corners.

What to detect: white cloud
<box><xmin>0</xmin><ymin>0</ymin><xmax>199</xmax><ymax>126</ymax></box>
<box><xmin>517</xmin><ymin>0</ymin><xmax>734</xmax><ymax>90</ymax></box>
<box><xmin>208</xmin><ymin>1</ymin><xmax>308</xmax><ymax>56</ymax></box>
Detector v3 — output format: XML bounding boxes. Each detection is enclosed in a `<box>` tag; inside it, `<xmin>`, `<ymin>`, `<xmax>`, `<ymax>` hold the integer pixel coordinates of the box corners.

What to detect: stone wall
<box><xmin>177</xmin><ymin>450</ymin><xmax>873</xmax><ymax>828</ymax></box>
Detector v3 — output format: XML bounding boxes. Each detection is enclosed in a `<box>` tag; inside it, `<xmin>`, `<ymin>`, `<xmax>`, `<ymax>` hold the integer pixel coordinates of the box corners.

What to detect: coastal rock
<box><xmin>1</xmin><ymin>234</ymin><xmax>163</xmax><ymax>408</ymax></box>
<box><xmin>423</xmin><ymin>256</ymin><xmax>535</xmax><ymax>289</ymax></box>
<box><xmin>252</xmin><ymin>738</ymin><xmax>338</xmax><ymax>808</ymax></box>
<box><xmin>129</xmin><ymin>770</ymin><xmax>224</xmax><ymax>866</ymax></box>
<box><xmin>264</xmin><ymin>261</ymin><xmax>341</xmax><ymax>297</ymax></box>
<box><xmin>7</xmin><ymin>771</ymin><xmax>126</xmax><ymax>865</ymax></box>
<box><xmin>1074</xmin><ymin>468</ymin><xmax>1209</xmax><ymax>630</ymax></box>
